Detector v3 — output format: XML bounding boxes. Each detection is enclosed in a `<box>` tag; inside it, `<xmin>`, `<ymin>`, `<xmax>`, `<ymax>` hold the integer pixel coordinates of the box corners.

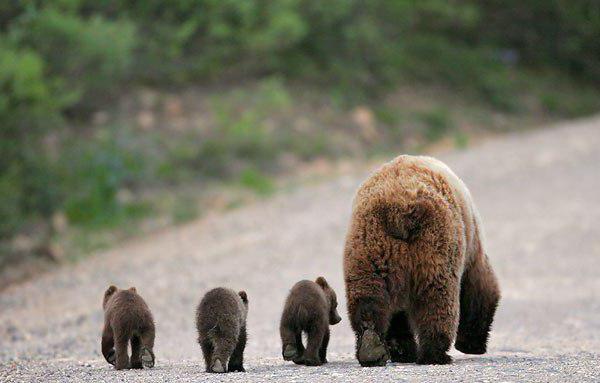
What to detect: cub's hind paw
<box><xmin>283</xmin><ymin>344</ymin><xmax>299</xmax><ymax>361</ymax></box>
<box><xmin>141</xmin><ymin>347</ymin><xmax>155</xmax><ymax>368</ymax></box>
<box><xmin>106</xmin><ymin>349</ymin><xmax>116</xmax><ymax>366</ymax></box>
<box><xmin>228</xmin><ymin>364</ymin><xmax>245</xmax><ymax>372</ymax></box>
<box><xmin>210</xmin><ymin>358</ymin><xmax>226</xmax><ymax>373</ymax></box>
<box><xmin>292</xmin><ymin>357</ymin><xmax>305</xmax><ymax>365</ymax></box>
<box><xmin>303</xmin><ymin>357</ymin><xmax>323</xmax><ymax>366</ymax></box>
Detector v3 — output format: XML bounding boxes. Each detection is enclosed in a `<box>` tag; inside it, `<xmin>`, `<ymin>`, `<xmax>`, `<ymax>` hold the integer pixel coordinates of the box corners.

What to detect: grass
<box><xmin>417</xmin><ymin>107</ymin><xmax>454</xmax><ymax>143</ymax></box>
<box><xmin>238</xmin><ymin>168</ymin><xmax>275</xmax><ymax>196</ymax></box>
<box><xmin>374</xmin><ymin>105</ymin><xmax>403</xmax><ymax>126</ymax></box>
<box><xmin>453</xmin><ymin>132</ymin><xmax>470</xmax><ymax>150</ymax></box>
<box><xmin>519</xmin><ymin>70</ymin><xmax>600</xmax><ymax>118</ymax></box>
<box><xmin>171</xmin><ymin>197</ymin><xmax>200</xmax><ymax>224</ymax></box>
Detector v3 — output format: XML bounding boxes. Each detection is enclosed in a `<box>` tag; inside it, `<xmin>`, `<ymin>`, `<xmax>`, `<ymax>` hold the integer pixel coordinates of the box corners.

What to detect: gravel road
<box><xmin>1</xmin><ymin>117</ymin><xmax>599</xmax><ymax>382</ymax></box>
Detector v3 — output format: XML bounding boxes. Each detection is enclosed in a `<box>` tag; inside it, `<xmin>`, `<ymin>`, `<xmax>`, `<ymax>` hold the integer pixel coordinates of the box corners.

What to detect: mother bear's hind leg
<box><xmin>386</xmin><ymin>311</ymin><xmax>417</xmax><ymax>363</ymax></box>
<box><xmin>409</xmin><ymin>271</ymin><xmax>459</xmax><ymax>365</ymax></box>
<box><xmin>455</xmin><ymin>253</ymin><xmax>500</xmax><ymax>355</ymax></box>
<box><xmin>348</xmin><ymin>284</ymin><xmax>391</xmax><ymax>367</ymax></box>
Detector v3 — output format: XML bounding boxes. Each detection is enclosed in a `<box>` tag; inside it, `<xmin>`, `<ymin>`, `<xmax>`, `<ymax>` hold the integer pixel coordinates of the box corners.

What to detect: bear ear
<box><xmin>238</xmin><ymin>291</ymin><xmax>248</xmax><ymax>304</ymax></box>
<box><xmin>315</xmin><ymin>276</ymin><xmax>329</xmax><ymax>289</ymax></box>
<box><xmin>129</xmin><ymin>287</ymin><xmax>137</xmax><ymax>293</ymax></box>
<box><xmin>105</xmin><ymin>285</ymin><xmax>117</xmax><ymax>296</ymax></box>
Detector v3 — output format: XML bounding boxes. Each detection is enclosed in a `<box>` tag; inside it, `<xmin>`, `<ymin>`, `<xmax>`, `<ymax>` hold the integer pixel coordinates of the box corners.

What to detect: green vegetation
<box><xmin>238</xmin><ymin>168</ymin><xmax>275</xmax><ymax>196</ymax></box>
<box><xmin>171</xmin><ymin>196</ymin><xmax>200</xmax><ymax>225</ymax></box>
<box><xmin>417</xmin><ymin>108</ymin><xmax>454</xmax><ymax>143</ymax></box>
<box><xmin>2</xmin><ymin>1</ymin><xmax>600</xmax><ymax>265</ymax></box>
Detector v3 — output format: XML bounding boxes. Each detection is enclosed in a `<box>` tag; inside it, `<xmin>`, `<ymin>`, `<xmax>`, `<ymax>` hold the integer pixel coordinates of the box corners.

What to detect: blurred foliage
<box><xmin>0</xmin><ymin>42</ymin><xmax>62</xmax><ymax>237</ymax></box>
<box><xmin>57</xmin><ymin>128</ymin><xmax>146</xmax><ymax>227</ymax></box>
<box><xmin>1</xmin><ymin>0</ymin><xmax>600</xmax><ymax>245</ymax></box>
<box><xmin>238</xmin><ymin>168</ymin><xmax>275</xmax><ymax>196</ymax></box>
<box><xmin>417</xmin><ymin>108</ymin><xmax>454</xmax><ymax>143</ymax></box>
<box><xmin>11</xmin><ymin>8</ymin><xmax>135</xmax><ymax>113</ymax></box>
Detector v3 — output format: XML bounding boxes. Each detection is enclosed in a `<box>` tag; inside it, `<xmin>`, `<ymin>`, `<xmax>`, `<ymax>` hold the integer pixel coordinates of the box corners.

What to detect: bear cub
<box><xmin>196</xmin><ymin>287</ymin><xmax>249</xmax><ymax>373</ymax></box>
<box><xmin>280</xmin><ymin>277</ymin><xmax>342</xmax><ymax>366</ymax></box>
<box><xmin>101</xmin><ymin>285</ymin><xmax>155</xmax><ymax>370</ymax></box>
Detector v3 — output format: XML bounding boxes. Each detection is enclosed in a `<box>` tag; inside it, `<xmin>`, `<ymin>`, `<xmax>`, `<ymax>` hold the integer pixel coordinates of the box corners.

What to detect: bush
<box><xmin>417</xmin><ymin>108</ymin><xmax>454</xmax><ymax>143</ymax></box>
<box><xmin>58</xmin><ymin>128</ymin><xmax>145</xmax><ymax>227</ymax></box>
<box><xmin>400</xmin><ymin>35</ymin><xmax>517</xmax><ymax>110</ymax></box>
<box><xmin>10</xmin><ymin>7</ymin><xmax>135</xmax><ymax>113</ymax></box>
<box><xmin>0</xmin><ymin>43</ymin><xmax>62</xmax><ymax>237</ymax></box>
<box><xmin>474</xmin><ymin>1</ymin><xmax>600</xmax><ymax>82</ymax></box>
<box><xmin>2</xmin><ymin>0</ymin><xmax>600</xmax><ymax>244</ymax></box>
<box><xmin>0</xmin><ymin>5</ymin><xmax>136</xmax><ymax>240</ymax></box>
<box><xmin>238</xmin><ymin>168</ymin><xmax>275</xmax><ymax>196</ymax></box>
<box><xmin>0</xmin><ymin>168</ymin><xmax>22</xmax><ymax>238</ymax></box>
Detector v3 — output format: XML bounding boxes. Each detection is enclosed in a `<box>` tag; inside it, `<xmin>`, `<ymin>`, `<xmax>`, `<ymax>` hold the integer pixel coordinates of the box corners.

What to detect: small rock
<box><xmin>5</xmin><ymin>325</ymin><xmax>23</xmax><ymax>342</ymax></box>
<box><xmin>164</xmin><ymin>97</ymin><xmax>184</xmax><ymax>118</ymax></box>
<box><xmin>137</xmin><ymin>110</ymin><xmax>155</xmax><ymax>130</ymax></box>
<box><xmin>92</xmin><ymin>111</ymin><xmax>109</xmax><ymax>126</ymax></box>
<box><xmin>351</xmin><ymin>106</ymin><xmax>378</xmax><ymax>142</ymax></box>
<box><xmin>139</xmin><ymin>89</ymin><xmax>160</xmax><ymax>109</ymax></box>
<box><xmin>117</xmin><ymin>189</ymin><xmax>134</xmax><ymax>205</ymax></box>
<box><xmin>52</xmin><ymin>212</ymin><xmax>68</xmax><ymax>234</ymax></box>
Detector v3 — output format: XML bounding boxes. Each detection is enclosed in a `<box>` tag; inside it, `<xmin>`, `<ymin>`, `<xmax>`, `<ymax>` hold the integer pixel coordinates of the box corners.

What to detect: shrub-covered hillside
<box><xmin>1</xmin><ymin>1</ymin><xmax>600</xmax><ymax>268</ymax></box>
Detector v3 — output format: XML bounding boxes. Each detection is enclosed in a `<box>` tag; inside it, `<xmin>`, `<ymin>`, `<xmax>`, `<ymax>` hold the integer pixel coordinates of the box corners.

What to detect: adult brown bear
<box><xmin>344</xmin><ymin>155</ymin><xmax>500</xmax><ymax>366</ymax></box>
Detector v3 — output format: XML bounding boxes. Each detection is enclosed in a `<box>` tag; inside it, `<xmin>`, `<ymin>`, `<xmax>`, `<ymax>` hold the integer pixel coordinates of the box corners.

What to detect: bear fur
<box><xmin>280</xmin><ymin>277</ymin><xmax>342</xmax><ymax>366</ymax></box>
<box><xmin>343</xmin><ymin>155</ymin><xmax>500</xmax><ymax>366</ymax></box>
<box><xmin>101</xmin><ymin>285</ymin><xmax>156</xmax><ymax>370</ymax></box>
<box><xmin>196</xmin><ymin>287</ymin><xmax>249</xmax><ymax>373</ymax></box>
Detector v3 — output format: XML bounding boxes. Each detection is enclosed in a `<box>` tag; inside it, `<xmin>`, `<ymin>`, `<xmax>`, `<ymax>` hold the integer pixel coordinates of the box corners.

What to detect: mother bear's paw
<box><xmin>455</xmin><ymin>336</ymin><xmax>487</xmax><ymax>355</ymax></box>
<box><xmin>358</xmin><ymin>329</ymin><xmax>389</xmax><ymax>367</ymax></box>
<box><xmin>416</xmin><ymin>349</ymin><xmax>452</xmax><ymax>365</ymax></box>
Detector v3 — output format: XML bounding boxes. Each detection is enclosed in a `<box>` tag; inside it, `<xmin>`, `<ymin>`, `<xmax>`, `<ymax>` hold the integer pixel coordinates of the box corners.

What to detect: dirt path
<box><xmin>1</xmin><ymin>117</ymin><xmax>599</xmax><ymax>382</ymax></box>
